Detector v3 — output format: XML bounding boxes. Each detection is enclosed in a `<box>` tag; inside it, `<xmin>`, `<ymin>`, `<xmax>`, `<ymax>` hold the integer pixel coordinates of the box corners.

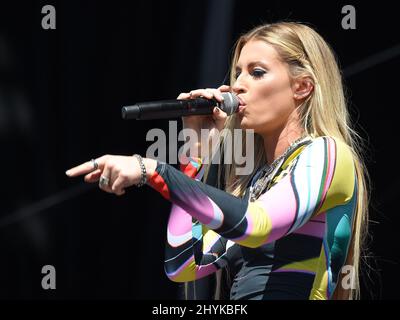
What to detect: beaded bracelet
<box><xmin>133</xmin><ymin>154</ymin><xmax>147</xmax><ymax>187</ymax></box>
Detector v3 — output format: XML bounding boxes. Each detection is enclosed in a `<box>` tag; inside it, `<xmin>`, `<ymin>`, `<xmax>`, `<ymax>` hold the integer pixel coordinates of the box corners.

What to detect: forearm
<box><xmin>143</xmin><ymin>157</ymin><xmax>158</xmax><ymax>182</ymax></box>
<box><xmin>148</xmin><ymin>161</ymin><xmax>248</xmax><ymax>237</ymax></box>
<box><xmin>165</xmin><ymin>156</ymin><xmax>203</xmax><ymax>251</ymax></box>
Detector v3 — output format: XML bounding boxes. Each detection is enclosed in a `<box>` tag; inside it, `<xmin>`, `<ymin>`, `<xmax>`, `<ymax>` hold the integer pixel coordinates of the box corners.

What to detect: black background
<box><xmin>0</xmin><ymin>0</ymin><xmax>398</xmax><ymax>299</ymax></box>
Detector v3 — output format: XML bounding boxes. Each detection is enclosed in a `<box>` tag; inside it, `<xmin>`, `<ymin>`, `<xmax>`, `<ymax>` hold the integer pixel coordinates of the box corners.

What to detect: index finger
<box><xmin>177</xmin><ymin>92</ymin><xmax>191</xmax><ymax>100</ymax></box>
<box><xmin>218</xmin><ymin>85</ymin><xmax>231</xmax><ymax>92</ymax></box>
<box><xmin>65</xmin><ymin>156</ymin><xmax>106</xmax><ymax>177</ymax></box>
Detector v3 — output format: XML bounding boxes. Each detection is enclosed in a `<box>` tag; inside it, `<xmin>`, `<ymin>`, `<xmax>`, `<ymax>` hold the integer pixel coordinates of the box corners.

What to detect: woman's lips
<box><xmin>236</xmin><ymin>96</ymin><xmax>246</xmax><ymax>113</ymax></box>
<box><xmin>237</xmin><ymin>95</ymin><xmax>245</xmax><ymax>106</ymax></box>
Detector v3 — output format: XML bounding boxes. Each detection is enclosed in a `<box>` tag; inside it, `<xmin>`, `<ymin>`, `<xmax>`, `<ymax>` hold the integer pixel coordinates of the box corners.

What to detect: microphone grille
<box><xmin>221</xmin><ymin>92</ymin><xmax>239</xmax><ymax>115</ymax></box>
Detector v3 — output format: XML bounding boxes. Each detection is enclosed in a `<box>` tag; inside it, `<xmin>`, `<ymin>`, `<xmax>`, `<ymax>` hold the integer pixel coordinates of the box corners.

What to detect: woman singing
<box><xmin>66</xmin><ymin>22</ymin><xmax>369</xmax><ymax>300</ymax></box>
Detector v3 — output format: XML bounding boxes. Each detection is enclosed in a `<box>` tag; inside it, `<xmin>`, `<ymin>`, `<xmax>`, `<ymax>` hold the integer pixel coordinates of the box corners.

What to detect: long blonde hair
<box><xmin>202</xmin><ymin>21</ymin><xmax>370</xmax><ymax>300</ymax></box>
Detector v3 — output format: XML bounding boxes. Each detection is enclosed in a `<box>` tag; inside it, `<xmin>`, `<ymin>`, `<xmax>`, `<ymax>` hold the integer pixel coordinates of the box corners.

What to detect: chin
<box><xmin>239</xmin><ymin>118</ymin><xmax>264</xmax><ymax>134</ymax></box>
<box><xmin>239</xmin><ymin>116</ymin><xmax>247</xmax><ymax>127</ymax></box>
<box><xmin>239</xmin><ymin>117</ymin><xmax>252</xmax><ymax>130</ymax></box>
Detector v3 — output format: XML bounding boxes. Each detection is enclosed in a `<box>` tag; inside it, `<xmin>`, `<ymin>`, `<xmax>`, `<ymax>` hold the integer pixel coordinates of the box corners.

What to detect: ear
<box><xmin>292</xmin><ymin>76</ymin><xmax>314</xmax><ymax>101</ymax></box>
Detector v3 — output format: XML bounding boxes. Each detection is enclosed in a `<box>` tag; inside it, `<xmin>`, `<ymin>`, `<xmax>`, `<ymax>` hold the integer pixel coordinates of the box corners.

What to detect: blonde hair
<box><xmin>201</xmin><ymin>21</ymin><xmax>370</xmax><ymax>300</ymax></box>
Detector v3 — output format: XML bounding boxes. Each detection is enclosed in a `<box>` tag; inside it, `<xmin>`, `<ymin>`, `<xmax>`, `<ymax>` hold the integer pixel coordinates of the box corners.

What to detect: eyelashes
<box><xmin>234</xmin><ymin>68</ymin><xmax>266</xmax><ymax>80</ymax></box>
<box><xmin>251</xmin><ymin>69</ymin><xmax>266</xmax><ymax>78</ymax></box>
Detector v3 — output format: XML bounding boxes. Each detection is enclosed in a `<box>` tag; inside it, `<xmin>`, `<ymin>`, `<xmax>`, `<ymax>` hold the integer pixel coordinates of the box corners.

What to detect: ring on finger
<box><xmin>91</xmin><ymin>159</ymin><xmax>99</xmax><ymax>171</ymax></box>
<box><xmin>99</xmin><ymin>175</ymin><xmax>110</xmax><ymax>187</ymax></box>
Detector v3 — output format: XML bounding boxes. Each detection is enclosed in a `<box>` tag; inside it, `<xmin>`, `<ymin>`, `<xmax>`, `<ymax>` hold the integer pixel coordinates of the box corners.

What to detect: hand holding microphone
<box><xmin>178</xmin><ymin>85</ymin><xmax>233</xmax><ymax>133</ymax></box>
<box><xmin>121</xmin><ymin>86</ymin><xmax>239</xmax><ymax>158</ymax></box>
<box><xmin>121</xmin><ymin>85</ymin><xmax>239</xmax><ymax>121</ymax></box>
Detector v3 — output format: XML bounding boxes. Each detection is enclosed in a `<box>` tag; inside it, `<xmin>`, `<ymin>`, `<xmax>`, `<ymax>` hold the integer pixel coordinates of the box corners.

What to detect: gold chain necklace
<box><xmin>249</xmin><ymin>136</ymin><xmax>312</xmax><ymax>202</ymax></box>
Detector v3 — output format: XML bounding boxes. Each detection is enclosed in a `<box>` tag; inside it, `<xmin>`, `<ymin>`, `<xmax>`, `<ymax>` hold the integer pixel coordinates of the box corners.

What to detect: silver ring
<box><xmin>91</xmin><ymin>159</ymin><xmax>99</xmax><ymax>171</ymax></box>
<box><xmin>99</xmin><ymin>175</ymin><xmax>109</xmax><ymax>187</ymax></box>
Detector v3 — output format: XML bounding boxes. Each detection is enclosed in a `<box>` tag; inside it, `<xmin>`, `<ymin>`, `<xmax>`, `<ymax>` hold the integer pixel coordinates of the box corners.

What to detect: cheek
<box><xmin>257</xmin><ymin>77</ymin><xmax>293</xmax><ymax>114</ymax></box>
<box><xmin>245</xmin><ymin>79</ymin><xmax>294</xmax><ymax>130</ymax></box>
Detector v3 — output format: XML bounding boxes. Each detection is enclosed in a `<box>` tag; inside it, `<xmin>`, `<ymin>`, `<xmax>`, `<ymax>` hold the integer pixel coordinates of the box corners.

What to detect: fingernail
<box><xmin>214</xmin><ymin>107</ymin><xmax>220</xmax><ymax>113</ymax></box>
<box><xmin>65</xmin><ymin>170</ymin><xmax>71</xmax><ymax>176</ymax></box>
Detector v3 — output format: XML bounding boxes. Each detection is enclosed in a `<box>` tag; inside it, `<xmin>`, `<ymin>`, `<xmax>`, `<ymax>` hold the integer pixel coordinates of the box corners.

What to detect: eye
<box><xmin>234</xmin><ymin>70</ymin><xmax>241</xmax><ymax>79</ymax></box>
<box><xmin>251</xmin><ymin>68</ymin><xmax>266</xmax><ymax>78</ymax></box>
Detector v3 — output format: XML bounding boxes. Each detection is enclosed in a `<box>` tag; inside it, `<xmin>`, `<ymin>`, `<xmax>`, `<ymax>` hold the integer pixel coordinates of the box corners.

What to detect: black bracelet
<box><xmin>133</xmin><ymin>154</ymin><xmax>147</xmax><ymax>187</ymax></box>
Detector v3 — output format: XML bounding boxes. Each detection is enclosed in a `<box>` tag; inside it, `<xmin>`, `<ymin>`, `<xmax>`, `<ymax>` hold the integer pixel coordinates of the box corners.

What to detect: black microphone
<box><xmin>121</xmin><ymin>92</ymin><xmax>239</xmax><ymax>120</ymax></box>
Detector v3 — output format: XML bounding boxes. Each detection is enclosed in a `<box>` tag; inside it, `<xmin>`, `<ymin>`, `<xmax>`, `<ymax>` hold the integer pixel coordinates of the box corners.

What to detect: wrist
<box><xmin>142</xmin><ymin>157</ymin><xmax>157</xmax><ymax>181</ymax></box>
<box><xmin>133</xmin><ymin>155</ymin><xmax>157</xmax><ymax>187</ymax></box>
<box><xmin>133</xmin><ymin>154</ymin><xmax>147</xmax><ymax>187</ymax></box>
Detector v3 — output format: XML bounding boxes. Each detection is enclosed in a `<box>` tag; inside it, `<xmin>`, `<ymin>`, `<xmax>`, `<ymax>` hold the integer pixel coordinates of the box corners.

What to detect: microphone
<box><xmin>121</xmin><ymin>92</ymin><xmax>239</xmax><ymax>120</ymax></box>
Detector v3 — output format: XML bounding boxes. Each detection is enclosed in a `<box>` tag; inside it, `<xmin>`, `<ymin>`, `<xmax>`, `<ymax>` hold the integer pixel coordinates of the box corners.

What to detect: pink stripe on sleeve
<box><xmin>168</xmin><ymin>205</ymin><xmax>193</xmax><ymax>236</ymax></box>
<box><xmin>259</xmin><ymin>174</ymin><xmax>297</xmax><ymax>242</ymax></box>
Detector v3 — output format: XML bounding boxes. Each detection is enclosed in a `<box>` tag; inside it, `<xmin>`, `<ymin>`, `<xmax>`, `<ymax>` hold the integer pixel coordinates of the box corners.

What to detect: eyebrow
<box><xmin>235</xmin><ymin>60</ymin><xmax>269</xmax><ymax>70</ymax></box>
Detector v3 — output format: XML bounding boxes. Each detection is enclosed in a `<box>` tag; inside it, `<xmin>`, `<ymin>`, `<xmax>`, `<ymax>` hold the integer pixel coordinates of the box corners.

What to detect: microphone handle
<box><xmin>121</xmin><ymin>98</ymin><xmax>219</xmax><ymax>120</ymax></box>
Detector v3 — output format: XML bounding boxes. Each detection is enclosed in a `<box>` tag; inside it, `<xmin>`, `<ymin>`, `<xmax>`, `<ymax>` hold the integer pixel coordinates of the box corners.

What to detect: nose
<box><xmin>232</xmin><ymin>76</ymin><xmax>247</xmax><ymax>95</ymax></box>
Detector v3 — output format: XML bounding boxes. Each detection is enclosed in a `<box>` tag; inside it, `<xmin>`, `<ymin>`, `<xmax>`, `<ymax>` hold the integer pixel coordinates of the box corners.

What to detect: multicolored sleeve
<box><xmin>150</xmin><ymin>136</ymin><xmax>355</xmax><ymax>250</ymax></box>
<box><xmin>164</xmin><ymin>156</ymin><xmax>236</xmax><ymax>282</ymax></box>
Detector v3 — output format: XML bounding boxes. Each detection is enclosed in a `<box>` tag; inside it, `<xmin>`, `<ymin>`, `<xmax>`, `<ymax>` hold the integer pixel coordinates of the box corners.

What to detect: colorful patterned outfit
<box><xmin>148</xmin><ymin>136</ymin><xmax>357</xmax><ymax>300</ymax></box>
